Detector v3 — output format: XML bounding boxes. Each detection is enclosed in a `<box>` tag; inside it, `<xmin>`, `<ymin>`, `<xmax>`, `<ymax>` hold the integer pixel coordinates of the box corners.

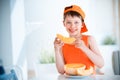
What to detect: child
<box><xmin>54</xmin><ymin>5</ymin><xmax>104</xmax><ymax>74</ymax></box>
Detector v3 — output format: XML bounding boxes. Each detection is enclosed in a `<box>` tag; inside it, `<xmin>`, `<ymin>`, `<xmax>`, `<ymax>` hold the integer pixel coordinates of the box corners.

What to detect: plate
<box><xmin>64</xmin><ymin>74</ymin><xmax>89</xmax><ymax>79</ymax></box>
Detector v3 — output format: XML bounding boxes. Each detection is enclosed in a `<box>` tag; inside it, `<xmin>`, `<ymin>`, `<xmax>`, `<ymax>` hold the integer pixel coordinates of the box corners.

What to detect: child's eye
<box><xmin>66</xmin><ymin>22</ymin><xmax>71</xmax><ymax>25</ymax></box>
<box><xmin>75</xmin><ymin>22</ymin><xmax>79</xmax><ymax>25</ymax></box>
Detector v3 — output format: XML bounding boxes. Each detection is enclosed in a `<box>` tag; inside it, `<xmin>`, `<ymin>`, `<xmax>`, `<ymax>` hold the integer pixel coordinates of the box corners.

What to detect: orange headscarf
<box><xmin>64</xmin><ymin>5</ymin><xmax>88</xmax><ymax>33</ymax></box>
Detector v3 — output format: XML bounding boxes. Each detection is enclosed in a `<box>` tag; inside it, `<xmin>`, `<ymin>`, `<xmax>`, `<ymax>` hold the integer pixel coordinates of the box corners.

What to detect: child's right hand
<box><xmin>54</xmin><ymin>37</ymin><xmax>64</xmax><ymax>51</ymax></box>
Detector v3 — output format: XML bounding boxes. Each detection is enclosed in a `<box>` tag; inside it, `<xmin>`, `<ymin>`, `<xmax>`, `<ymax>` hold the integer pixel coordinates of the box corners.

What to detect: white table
<box><xmin>30</xmin><ymin>73</ymin><xmax>120</xmax><ymax>80</ymax></box>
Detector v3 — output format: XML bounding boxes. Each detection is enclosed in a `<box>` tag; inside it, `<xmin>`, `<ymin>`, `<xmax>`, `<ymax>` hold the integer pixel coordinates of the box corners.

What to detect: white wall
<box><xmin>85</xmin><ymin>0</ymin><xmax>115</xmax><ymax>43</ymax></box>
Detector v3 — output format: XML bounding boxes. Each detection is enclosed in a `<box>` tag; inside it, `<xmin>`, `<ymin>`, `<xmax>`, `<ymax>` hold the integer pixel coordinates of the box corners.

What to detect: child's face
<box><xmin>63</xmin><ymin>15</ymin><xmax>83</xmax><ymax>36</ymax></box>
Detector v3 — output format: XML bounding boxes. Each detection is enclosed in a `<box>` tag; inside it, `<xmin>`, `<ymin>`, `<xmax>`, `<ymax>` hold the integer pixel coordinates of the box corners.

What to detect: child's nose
<box><xmin>71</xmin><ymin>23</ymin><xmax>75</xmax><ymax>28</ymax></box>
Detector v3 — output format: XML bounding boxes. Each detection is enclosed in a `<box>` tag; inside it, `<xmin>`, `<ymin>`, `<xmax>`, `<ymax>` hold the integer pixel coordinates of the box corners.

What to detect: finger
<box><xmin>55</xmin><ymin>37</ymin><xmax>61</xmax><ymax>42</ymax></box>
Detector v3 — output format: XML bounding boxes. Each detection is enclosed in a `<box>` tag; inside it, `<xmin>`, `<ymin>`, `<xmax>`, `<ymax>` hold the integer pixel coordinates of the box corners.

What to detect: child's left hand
<box><xmin>74</xmin><ymin>39</ymin><xmax>86</xmax><ymax>49</ymax></box>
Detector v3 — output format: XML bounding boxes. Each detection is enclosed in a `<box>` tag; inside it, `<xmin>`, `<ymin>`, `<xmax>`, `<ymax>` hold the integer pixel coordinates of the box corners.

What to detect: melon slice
<box><xmin>64</xmin><ymin>63</ymin><xmax>86</xmax><ymax>75</ymax></box>
<box><xmin>77</xmin><ymin>66</ymin><xmax>93</xmax><ymax>76</ymax></box>
<box><xmin>56</xmin><ymin>34</ymin><xmax>76</xmax><ymax>44</ymax></box>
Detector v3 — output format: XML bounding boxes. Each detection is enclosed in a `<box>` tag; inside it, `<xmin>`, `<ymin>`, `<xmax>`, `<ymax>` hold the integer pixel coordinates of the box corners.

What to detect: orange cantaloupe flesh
<box><xmin>56</xmin><ymin>34</ymin><xmax>76</xmax><ymax>44</ymax></box>
<box><xmin>64</xmin><ymin>63</ymin><xmax>86</xmax><ymax>75</ymax></box>
<box><xmin>77</xmin><ymin>66</ymin><xmax>93</xmax><ymax>76</ymax></box>
<box><xmin>64</xmin><ymin>63</ymin><xmax>93</xmax><ymax>76</ymax></box>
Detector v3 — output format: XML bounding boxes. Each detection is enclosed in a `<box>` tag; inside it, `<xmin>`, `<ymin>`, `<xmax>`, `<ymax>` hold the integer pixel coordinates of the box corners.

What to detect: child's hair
<box><xmin>63</xmin><ymin>11</ymin><xmax>84</xmax><ymax>22</ymax></box>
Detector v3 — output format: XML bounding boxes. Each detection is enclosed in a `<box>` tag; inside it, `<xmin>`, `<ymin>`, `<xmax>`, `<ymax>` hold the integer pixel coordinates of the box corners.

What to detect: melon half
<box><xmin>64</xmin><ymin>63</ymin><xmax>86</xmax><ymax>75</ymax></box>
<box><xmin>64</xmin><ymin>63</ymin><xmax>93</xmax><ymax>76</ymax></box>
<box><xmin>77</xmin><ymin>66</ymin><xmax>93</xmax><ymax>76</ymax></box>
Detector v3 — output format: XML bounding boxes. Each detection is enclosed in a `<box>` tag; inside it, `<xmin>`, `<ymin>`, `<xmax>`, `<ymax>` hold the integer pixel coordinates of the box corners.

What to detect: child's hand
<box><xmin>74</xmin><ymin>39</ymin><xmax>86</xmax><ymax>49</ymax></box>
<box><xmin>54</xmin><ymin>37</ymin><xmax>64</xmax><ymax>51</ymax></box>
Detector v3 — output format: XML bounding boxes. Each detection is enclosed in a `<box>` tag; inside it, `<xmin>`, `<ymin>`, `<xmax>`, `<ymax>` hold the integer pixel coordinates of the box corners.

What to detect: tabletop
<box><xmin>30</xmin><ymin>73</ymin><xmax>120</xmax><ymax>80</ymax></box>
